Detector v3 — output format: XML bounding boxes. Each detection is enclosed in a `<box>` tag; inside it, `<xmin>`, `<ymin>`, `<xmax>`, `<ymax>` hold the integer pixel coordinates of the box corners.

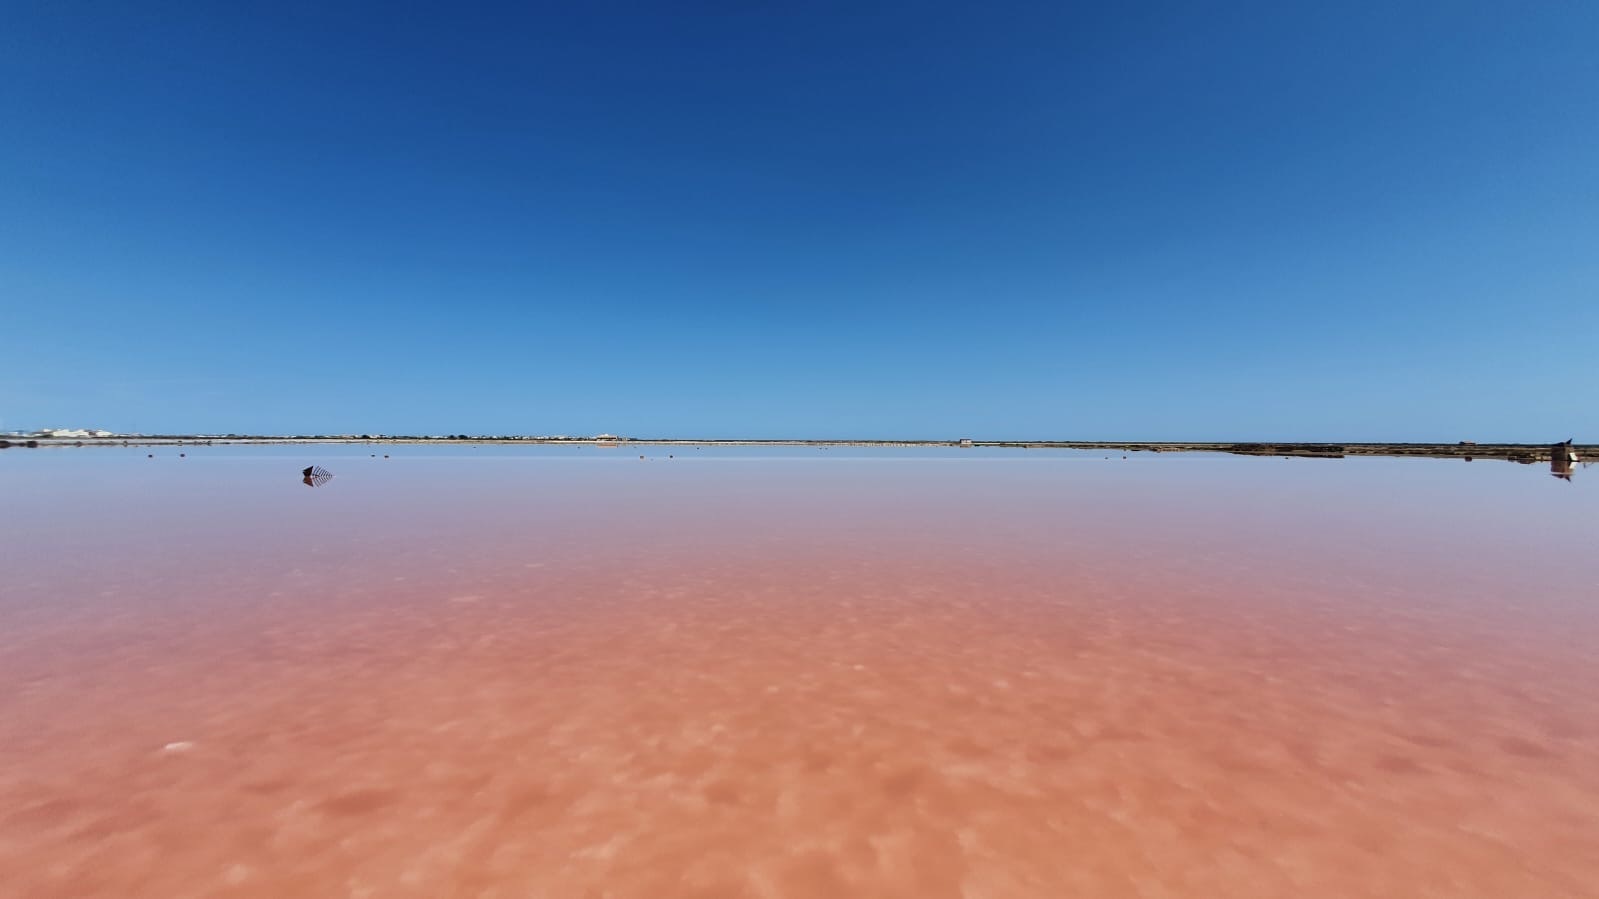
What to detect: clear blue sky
<box><xmin>2</xmin><ymin>2</ymin><xmax>1595</xmax><ymax>439</ymax></box>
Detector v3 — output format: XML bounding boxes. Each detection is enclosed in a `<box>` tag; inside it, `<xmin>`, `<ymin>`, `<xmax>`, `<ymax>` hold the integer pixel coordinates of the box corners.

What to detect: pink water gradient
<box><xmin>2</xmin><ymin>448</ymin><xmax>1596</xmax><ymax>897</ymax></box>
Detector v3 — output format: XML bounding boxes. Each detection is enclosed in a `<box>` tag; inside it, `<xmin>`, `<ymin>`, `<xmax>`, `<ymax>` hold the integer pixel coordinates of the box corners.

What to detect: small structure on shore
<box><xmin>1551</xmin><ymin>440</ymin><xmax>1578</xmax><ymax>481</ymax></box>
<box><xmin>959</xmin><ymin>438</ymin><xmax>974</xmax><ymax>448</ymax></box>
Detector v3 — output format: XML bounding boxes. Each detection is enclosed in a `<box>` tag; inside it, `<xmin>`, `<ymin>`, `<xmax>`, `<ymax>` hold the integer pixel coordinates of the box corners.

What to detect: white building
<box><xmin>37</xmin><ymin>428</ymin><xmax>112</xmax><ymax>438</ymax></box>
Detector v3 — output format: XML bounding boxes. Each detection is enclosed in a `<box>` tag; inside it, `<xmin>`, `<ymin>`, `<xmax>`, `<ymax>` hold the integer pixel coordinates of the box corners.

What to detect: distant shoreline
<box><xmin>3</xmin><ymin>436</ymin><xmax>1588</xmax><ymax>463</ymax></box>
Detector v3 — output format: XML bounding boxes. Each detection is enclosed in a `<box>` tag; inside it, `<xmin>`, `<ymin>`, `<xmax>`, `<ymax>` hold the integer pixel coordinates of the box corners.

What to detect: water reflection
<box><xmin>301</xmin><ymin>465</ymin><xmax>334</xmax><ymax>488</ymax></box>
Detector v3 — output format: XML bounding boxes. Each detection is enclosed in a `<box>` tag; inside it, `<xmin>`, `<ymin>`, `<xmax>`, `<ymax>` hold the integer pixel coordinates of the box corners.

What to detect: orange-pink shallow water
<box><xmin>2</xmin><ymin>446</ymin><xmax>1596</xmax><ymax>898</ymax></box>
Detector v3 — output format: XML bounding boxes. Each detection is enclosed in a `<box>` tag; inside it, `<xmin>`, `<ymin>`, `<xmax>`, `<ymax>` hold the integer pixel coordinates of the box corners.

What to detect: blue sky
<box><xmin>2</xmin><ymin>2</ymin><xmax>1595</xmax><ymax>439</ymax></box>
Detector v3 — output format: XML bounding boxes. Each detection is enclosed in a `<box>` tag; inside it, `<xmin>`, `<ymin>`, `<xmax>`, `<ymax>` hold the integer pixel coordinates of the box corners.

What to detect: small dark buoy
<box><xmin>668</xmin><ymin>454</ymin><xmax>673</xmax><ymax>459</ymax></box>
<box><xmin>639</xmin><ymin>455</ymin><xmax>645</xmax><ymax>460</ymax></box>
<box><xmin>383</xmin><ymin>454</ymin><xmax>389</xmax><ymax>458</ymax></box>
<box><xmin>179</xmin><ymin>453</ymin><xmax>185</xmax><ymax>457</ymax></box>
<box><xmin>147</xmin><ymin>454</ymin><xmax>153</xmax><ymax>458</ymax></box>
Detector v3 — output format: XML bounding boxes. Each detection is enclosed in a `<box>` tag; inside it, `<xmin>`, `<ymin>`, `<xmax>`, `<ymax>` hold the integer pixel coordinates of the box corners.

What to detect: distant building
<box><xmin>36</xmin><ymin>428</ymin><xmax>111</xmax><ymax>439</ymax></box>
<box><xmin>959</xmin><ymin>438</ymin><xmax>974</xmax><ymax>448</ymax></box>
<box><xmin>1551</xmin><ymin>440</ymin><xmax>1579</xmax><ymax>481</ymax></box>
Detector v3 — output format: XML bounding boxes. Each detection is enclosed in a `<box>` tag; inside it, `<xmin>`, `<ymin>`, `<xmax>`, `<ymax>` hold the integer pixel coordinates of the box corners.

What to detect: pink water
<box><xmin>2</xmin><ymin>447</ymin><xmax>1596</xmax><ymax>897</ymax></box>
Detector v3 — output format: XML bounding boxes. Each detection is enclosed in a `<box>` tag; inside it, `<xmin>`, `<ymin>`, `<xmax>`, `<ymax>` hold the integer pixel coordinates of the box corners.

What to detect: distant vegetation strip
<box><xmin>3</xmin><ymin>435</ymin><xmax>1589</xmax><ymax>463</ymax></box>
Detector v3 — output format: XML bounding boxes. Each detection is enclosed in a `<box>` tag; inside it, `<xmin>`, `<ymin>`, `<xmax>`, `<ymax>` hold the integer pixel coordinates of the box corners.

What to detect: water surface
<box><xmin>2</xmin><ymin>446</ymin><xmax>1595</xmax><ymax>897</ymax></box>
